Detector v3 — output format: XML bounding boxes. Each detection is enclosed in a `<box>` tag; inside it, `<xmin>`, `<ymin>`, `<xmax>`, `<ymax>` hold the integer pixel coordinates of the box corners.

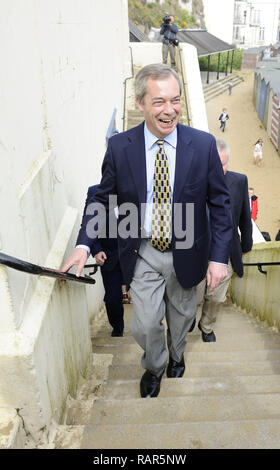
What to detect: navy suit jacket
<box><xmin>225</xmin><ymin>171</ymin><xmax>253</xmax><ymax>277</ymax></box>
<box><xmin>80</xmin><ymin>185</ymin><xmax>120</xmax><ymax>272</ymax></box>
<box><xmin>77</xmin><ymin>122</ymin><xmax>232</xmax><ymax>288</ymax></box>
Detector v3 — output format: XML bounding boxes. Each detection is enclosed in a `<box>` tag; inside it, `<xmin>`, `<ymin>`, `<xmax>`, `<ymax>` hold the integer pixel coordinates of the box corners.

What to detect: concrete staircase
<box><xmin>203</xmin><ymin>73</ymin><xmax>243</xmax><ymax>102</ymax></box>
<box><xmin>52</xmin><ymin>302</ymin><xmax>280</xmax><ymax>449</ymax></box>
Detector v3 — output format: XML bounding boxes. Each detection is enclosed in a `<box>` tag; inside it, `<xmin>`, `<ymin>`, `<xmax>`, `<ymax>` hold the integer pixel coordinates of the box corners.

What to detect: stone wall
<box><xmin>230</xmin><ymin>242</ymin><xmax>280</xmax><ymax>331</ymax></box>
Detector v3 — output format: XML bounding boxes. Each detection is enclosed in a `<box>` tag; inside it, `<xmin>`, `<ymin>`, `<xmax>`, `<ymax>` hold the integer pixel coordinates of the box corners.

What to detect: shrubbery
<box><xmin>199</xmin><ymin>49</ymin><xmax>243</xmax><ymax>72</ymax></box>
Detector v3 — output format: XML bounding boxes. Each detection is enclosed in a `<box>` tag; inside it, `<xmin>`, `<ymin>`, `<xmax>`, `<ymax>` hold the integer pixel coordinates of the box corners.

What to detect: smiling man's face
<box><xmin>136</xmin><ymin>74</ymin><xmax>181</xmax><ymax>138</ymax></box>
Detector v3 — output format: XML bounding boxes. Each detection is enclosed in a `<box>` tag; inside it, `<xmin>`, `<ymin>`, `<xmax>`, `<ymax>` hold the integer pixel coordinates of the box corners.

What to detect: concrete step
<box><xmin>203</xmin><ymin>74</ymin><xmax>241</xmax><ymax>91</ymax></box>
<box><xmin>93</xmin><ymin>321</ymin><xmax>275</xmax><ymax>341</ymax></box>
<box><xmin>58</xmin><ymin>419</ymin><xmax>280</xmax><ymax>449</ymax></box>
<box><xmin>108</xmin><ymin>360</ymin><xmax>280</xmax><ymax>380</ymax></box>
<box><xmin>91</xmin><ymin>325</ymin><xmax>280</xmax><ymax>346</ymax></box>
<box><xmin>92</xmin><ymin>342</ymin><xmax>280</xmax><ymax>363</ymax></box>
<box><xmin>73</xmin><ymin>392</ymin><xmax>280</xmax><ymax>426</ymax></box>
<box><xmin>203</xmin><ymin>75</ymin><xmax>243</xmax><ymax>102</ymax></box>
<box><xmin>101</xmin><ymin>347</ymin><xmax>280</xmax><ymax>367</ymax></box>
<box><xmin>93</xmin><ymin>328</ymin><xmax>280</xmax><ymax>346</ymax></box>
<box><xmin>92</xmin><ymin>329</ymin><xmax>279</xmax><ymax>346</ymax></box>
<box><xmin>101</xmin><ymin>374</ymin><xmax>280</xmax><ymax>400</ymax></box>
<box><xmin>204</xmin><ymin>82</ymin><xmax>243</xmax><ymax>102</ymax></box>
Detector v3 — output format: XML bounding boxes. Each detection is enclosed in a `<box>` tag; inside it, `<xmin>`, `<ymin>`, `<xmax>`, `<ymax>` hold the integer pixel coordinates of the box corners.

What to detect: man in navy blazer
<box><xmin>197</xmin><ymin>139</ymin><xmax>253</xmax><ymax>342</ymax></box>
<box><xmin>62</xmin><ymin>64</ymin><xmax>232</xmax><ymax>398</ymax></box>
<box><xmin>81</xmin><ymin>185</ymin><xmax>124</xmax><ymax>337</ymax></box>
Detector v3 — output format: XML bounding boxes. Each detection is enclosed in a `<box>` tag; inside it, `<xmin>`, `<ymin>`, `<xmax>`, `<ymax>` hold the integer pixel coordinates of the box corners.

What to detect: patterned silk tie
<box><xmin>151</xmin><ymin>139</ymin><xmax>172</xmax><ymax>251</ymax></box>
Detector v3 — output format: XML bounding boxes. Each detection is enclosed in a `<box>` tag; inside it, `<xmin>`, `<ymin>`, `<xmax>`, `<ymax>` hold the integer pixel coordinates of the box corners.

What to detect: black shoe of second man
<box><xmin>111</xmin><ymin>329</ymin><xmax>123</xmax><ymax>337</ymax></box>
<box><xmin>198</xmin><ymin>322</ymin><xmax>216</xmax><ymax>342</ymax></box>
<box><xmin>140</xmin><ymin>370</ymin><xmax>164</xmax><ymax>398</ymax></box>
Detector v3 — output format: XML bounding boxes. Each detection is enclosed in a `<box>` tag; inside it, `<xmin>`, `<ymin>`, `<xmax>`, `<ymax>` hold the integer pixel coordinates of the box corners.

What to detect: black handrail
<box><xmin>0</xmin><ymin>252</ymin><xmax>97</xmax><ymax>284</ymax></box>
<box><xmin>243</xmin><ymin>261</ymin><xmax>280</xmax><ymax>275</ymax></box>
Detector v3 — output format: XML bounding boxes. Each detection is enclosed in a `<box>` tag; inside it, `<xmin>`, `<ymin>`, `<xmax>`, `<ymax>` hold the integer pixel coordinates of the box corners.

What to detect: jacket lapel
<box><xmin>125</xmin><ymin>123</ymin><xmax>147</xmax><ymax>203</ymax></box>
<box><xmin>173</xmin><ymin>124</ymin><xmax>195</xmax><ymax>202</ymax></box>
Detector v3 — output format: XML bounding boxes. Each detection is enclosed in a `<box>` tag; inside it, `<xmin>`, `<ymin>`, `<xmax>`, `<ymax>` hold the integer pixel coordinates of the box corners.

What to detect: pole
<box><xmin>230</xmin><ymin>50</ymin><xmax>235</xmax><ymax>74</ymax></box>
<box><xmin>207</xmin><ymin>55</ymin><xmax>210</xmax><ymax>84</ymax></box>
<box><xmin>217</xmin><ymin>53</ymin><xmax>221</xmax><ymax>80</ymax></box>
<box><xmin>225</xmin><ymin>50</ymin><xmax>229</xmax><ymax>76</ymax></box>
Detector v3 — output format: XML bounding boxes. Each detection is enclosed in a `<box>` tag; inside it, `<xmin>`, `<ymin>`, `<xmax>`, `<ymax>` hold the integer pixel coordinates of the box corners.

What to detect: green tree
<box><xmin>128</xmin><ymin>0</ymin><xmax>198</xmax><ymax>30</ymax></box>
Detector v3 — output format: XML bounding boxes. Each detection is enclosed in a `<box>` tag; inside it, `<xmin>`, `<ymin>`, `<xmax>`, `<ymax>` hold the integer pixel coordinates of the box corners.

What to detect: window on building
<box><xmin>252</xmin><ymin>9</ymin><xmax>261</xmax><ymax>25</ymax></box>
<box><xmin>259</xmin><ymin>27</ymin><xmax>265</xmax><ymax>41</ymax></box>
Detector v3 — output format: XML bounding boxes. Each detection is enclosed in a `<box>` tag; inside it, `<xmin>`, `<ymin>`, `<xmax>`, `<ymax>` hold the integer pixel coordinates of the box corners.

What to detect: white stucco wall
<box><xmin>202</xmin><ymin>0</ymin><xmax>235</xmax><ymax>44</ymax></box>
<box><xmin>179</xmin><ymin>43</ymin><xmax>208</xmax><ymax>132</ymax></box>
<box><xmin>0</xmin><ymin>0</ymin><xmax>130</xmax><ymax>443</ymax></box>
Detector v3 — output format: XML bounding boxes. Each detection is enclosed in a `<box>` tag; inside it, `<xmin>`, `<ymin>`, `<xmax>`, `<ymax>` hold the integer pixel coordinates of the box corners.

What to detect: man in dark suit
<box><xmin>197</xmin><ymin>139</ymin><xmax>253</xmax><ymax>342</ymax></box>
<box><xmin>82</xmin><ymin>185</ymin><xmax>124</xmax><ymax>337</ymax></box>
<box><xmin>62</xmin><ymin>64</ymin><xmax>232</xmax><ymax>398</ymax></box>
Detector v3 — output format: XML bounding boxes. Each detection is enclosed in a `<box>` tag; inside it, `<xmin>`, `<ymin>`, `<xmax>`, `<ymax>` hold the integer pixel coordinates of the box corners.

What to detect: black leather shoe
<box><xmin>198</xmin><ymin>322</ymin><xmax>216</xmax><ymax>342</ymax></box>
<box><xmin>111</xmin><ymin>329</ymin><xmax>123</xmax><ymax>337</ymax></box>
<box><xmin>166</xmin><ymin>356</ymin><xmax>185</xmax><ymax>378</ymax></box>
<box><xmin>140</xmin><ymin>370</ymin><xmax>164</xmax><ymax>398</ymax></box>
<box><xmin>189</xmin><ymin>317</ymin><xmax>196</xmax><ymax>333</ymax></box>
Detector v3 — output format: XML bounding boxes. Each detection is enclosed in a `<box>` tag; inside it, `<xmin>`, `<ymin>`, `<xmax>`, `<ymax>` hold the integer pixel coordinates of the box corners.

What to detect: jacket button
<box><xmin>134</xmin><ymin>249</ymin><xmax>138</xmax><ymax>254</ymax></box>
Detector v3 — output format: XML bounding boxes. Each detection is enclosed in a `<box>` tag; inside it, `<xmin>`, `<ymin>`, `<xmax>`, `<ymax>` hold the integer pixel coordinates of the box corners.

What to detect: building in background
<box><xmin>233</xmin><ymin>0</ymin><xmax>280</xmax><ymax>48</ymax></box>
<box><xmin>147</xmin><ymin>0</ymin><xmax>280</xmax><ymax>48</ymax></box>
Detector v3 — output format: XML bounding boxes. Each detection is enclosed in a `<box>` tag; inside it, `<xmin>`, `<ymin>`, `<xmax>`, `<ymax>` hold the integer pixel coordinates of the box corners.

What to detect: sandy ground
<box><xmin>205</xmin><ymin>70</ymin><xmax>280</xmax><ymax>240</ymax></box>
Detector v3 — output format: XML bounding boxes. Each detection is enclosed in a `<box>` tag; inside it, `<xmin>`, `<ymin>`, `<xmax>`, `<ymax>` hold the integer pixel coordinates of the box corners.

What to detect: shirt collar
<box><xmin>144</xmin><ymin>123</ymin><xmax>177</xmax><ymax>150</ymax></box>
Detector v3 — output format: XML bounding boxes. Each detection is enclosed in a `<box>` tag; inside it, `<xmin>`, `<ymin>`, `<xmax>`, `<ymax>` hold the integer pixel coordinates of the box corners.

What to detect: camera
<box><xmin>163</xmin><ymin>15</ymin><xmax>171</xmax><ymax>25</ymax></box>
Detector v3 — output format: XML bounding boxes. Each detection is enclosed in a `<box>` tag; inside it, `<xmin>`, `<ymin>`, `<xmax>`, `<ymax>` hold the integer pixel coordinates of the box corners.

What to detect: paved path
<box><xmin>206</xmin><ymin>70</ymin><xmax>280</xmax><ymax>240</ymax></box>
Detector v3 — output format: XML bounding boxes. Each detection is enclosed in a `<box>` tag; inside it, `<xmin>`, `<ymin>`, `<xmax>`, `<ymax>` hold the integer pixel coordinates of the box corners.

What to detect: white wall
<box><xmin>256</xmin><ymin>1</ymin><xmax>280</xmax><ymax>46</ymax></box>
<box><xmin>203</xmin><ymin>0</ymin><xmax>235</xmax><ymax>44</ymax></box>
<box><xmin>0</xmin><ymin>0</ymin><xmax>130</xmax><ymax>444</ymax></box>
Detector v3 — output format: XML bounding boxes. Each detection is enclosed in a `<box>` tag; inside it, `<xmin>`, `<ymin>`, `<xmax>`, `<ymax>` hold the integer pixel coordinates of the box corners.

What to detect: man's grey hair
<box><xmin>216</xmin><ymin>138</ymin><xmax>230</xmax><ymax>159</ymax></box>
<box><xmin>135</xmin><ymin>63</ymin><xmax>182</xmax><ymax>103</ymax></box>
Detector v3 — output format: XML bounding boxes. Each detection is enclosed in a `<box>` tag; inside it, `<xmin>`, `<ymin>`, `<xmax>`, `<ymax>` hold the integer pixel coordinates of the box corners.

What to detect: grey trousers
<box><xmin>130</xmin><ymin>239</ymin><xmax>196</xmax><ymax>377</ymax></box>
<box><xmin>196</xmin><ymin>261</ymin><xmax>233</xmax><ymax>333</ymax></box>
<box><xmin>162</xmin><ymin>43</ymin><xmax>176</xmax><ymax>68</ymax></box>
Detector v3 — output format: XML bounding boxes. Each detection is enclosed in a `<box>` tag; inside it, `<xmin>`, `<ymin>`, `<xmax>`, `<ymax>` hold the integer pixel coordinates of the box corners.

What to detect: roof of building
<box><xmin>243</xmin><ymin>46</ymin><xmax>266</xmax><ymax>55</ymax></box>
<box><xmin>255</xmin><ymin>59</ymin><xmax>280</xmax><ymax>96</ymax></box>
<box><xmin>128</xmin><ymin>23</ymin><xmax>233</xmax><ymax>56</ymax></box>
<box><xmin>129</xmin><ymin>19</ymin><xmax>150</xmax><ymax>42</ymax></box>
<box><xmin>177</xmin><ymin>29</ymin><xmax>234</xmax><ymax>57</ymax></box>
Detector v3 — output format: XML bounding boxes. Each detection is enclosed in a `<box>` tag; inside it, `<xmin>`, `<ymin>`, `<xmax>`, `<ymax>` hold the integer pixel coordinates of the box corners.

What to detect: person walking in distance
<box><xmin>219</xmin><ymin>108</ymin><xmax>229</xmax><ymax>132</ymax></box>
<box><xmin>196</xmin><ymin>139</ymin><xmax>253</xmax><ymax>342</ymax></box>
<box><xmin>253</xmin><ymin>138</ymin><xmax>263</xmax><ymax>166</ymax></box>
<box><xmin>61</xmin><ymin>64</ymin><xmax>232</xmax><ymax>398</ymax></box>
<box><xmin>248</xmin><ymin>187</ymin><xmax>258</xmax><ymax>221</ymax></box>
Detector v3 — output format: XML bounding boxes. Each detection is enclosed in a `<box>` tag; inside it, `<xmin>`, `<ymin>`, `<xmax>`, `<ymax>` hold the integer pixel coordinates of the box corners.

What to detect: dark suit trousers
<box><xmin>101</xmin><ymin>266</ymin><xmax>124</xmax><ymax>333</ymax></box>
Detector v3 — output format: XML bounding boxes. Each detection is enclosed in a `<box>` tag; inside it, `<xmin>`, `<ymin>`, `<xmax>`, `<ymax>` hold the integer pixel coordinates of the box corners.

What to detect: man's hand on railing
<box><xmin>61</xmin><ymin>248</ymin><xmax>88</xmax><ymax>277</ymax></box>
